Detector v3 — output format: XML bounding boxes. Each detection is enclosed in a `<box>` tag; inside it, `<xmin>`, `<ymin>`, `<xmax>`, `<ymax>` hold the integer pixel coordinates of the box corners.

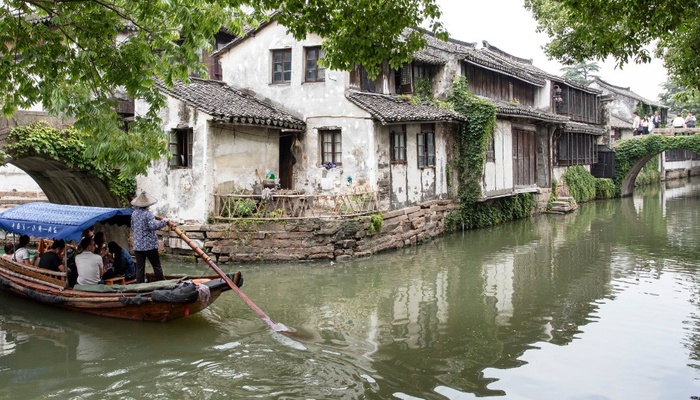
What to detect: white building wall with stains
<box><xmin>135</xmin><ymin>95</ymin><xmax>282</xmax><ymax>222</ymax></box>
<box><xmin>482</xmin><ymin>120</ymin><xmax>514</xmax><ymax>194</ymax></box>
<box><xmin>217</xmin><ymin>21</ymin><xmax>380</xmax><ymax>196</ymax></box>
<box><xmin>134</xmin><ymin>96</ymin><xmax>212</xmax><ymax>222</ymax></box>
<box><xmin>216</xmin><ymin>20</ymin><xmax>458</xmax><ymax>204</ymax></box>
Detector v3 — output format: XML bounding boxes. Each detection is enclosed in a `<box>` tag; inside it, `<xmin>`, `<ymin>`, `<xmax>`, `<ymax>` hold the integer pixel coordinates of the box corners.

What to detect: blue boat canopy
<box><xmin>0</xmin><ymin>202</ymin><xmax>133</xmax><ymax>242</ymax></box>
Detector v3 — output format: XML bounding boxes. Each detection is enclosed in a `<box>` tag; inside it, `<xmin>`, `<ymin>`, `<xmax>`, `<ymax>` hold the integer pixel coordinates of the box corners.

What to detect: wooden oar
<box><xmin>163</xmin><ymin>219</ymin><xmax>290</xmax><ymax>333</ymax></box>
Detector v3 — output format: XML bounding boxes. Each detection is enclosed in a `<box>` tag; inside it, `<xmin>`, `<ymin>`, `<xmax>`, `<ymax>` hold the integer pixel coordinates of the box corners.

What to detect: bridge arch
<box><xmin>615</xmin><ymin>134</ymin><xmax>700</xmax><ymax>197</ymax></box>
<box><xmin>1</xmin><ymin>118</ymin><xmax>126</xmax><ymax>207</ymax></box>
<box><xmin>8</xmin><ymin>157</ymin><xmax>122</xmax><ymax>207</ymax></box>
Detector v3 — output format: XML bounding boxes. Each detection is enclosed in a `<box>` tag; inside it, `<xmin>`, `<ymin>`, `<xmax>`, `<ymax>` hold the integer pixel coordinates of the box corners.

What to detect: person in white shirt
<box><xmin>11</xmin><ymin>235</ymin><xmax>31</xmax><ymax>265</ymax></box>
<box><xmin>75</xmin><ymin>237</ymin><xmax>103</xmax><ymax>285</ymax></box>
<box><xmin>672</xmin><ymin>113</ymin><xmax>686</xmax><ymax>129</ymax></box>
<box><xmin>652</xmin><ymin>111</ymin><xmax>662</xmax><ymax>130</ymax></box>
<box><xmin>632</xmin><ymin>112</ymin><xmax>641</xmax><ymax>135</ymax></box>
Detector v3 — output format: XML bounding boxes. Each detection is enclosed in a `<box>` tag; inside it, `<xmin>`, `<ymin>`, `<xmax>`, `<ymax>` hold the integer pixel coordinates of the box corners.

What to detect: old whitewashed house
<box><xmin>136</xmin><ymin>20</ymin><xmax>613</xmax><ymax>223</ymax></box>
<box><xmin>136</xmin><ymin>19</ymin><xmax>467</xmax><ymax>223</ymax></box>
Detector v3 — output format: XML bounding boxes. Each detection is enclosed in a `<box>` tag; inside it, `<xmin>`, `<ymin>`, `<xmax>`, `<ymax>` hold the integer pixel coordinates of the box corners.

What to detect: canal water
<box><xmin>2</xmin><ymin>180</ymin><xmax>700</xmax><ymax>399</ymax></box>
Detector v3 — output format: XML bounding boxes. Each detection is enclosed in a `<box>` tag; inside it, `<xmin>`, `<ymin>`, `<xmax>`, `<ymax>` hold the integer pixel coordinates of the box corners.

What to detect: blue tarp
<box><xmin>0</xmin><ymin>202</ymin><xmax>132</xmax><ymax>242</ymax></box>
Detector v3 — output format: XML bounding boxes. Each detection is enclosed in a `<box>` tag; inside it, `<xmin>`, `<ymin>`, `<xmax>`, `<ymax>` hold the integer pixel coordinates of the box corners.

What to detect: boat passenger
<box><xmin>38</xmin><ymin>239</ymin><xmax>66</xmax><ymax>272</ymax></box>
<box><xmin>82</xmin><ymin>226</ymin><xmax>94</xmax><ymax>240</ymax></box>
<box><xmin>2</xmin><ymin>243</ymin><xmax>14</xmax><ymax>259</ymax></box>
<box><xmin>130</xmin><ymin>191</ymin><xmax>168</xmax><ymax>283</ymax></box>
<box><xmin>75</xmin><ymin>237</ymin><xmax>103</xmax><ymax>285</ymax></box>
<box><xmin>103</xmin><ymin>241</ymin><xmax>136</xmax><ymax>281</ymax></box>
<box><xmin>93</xmin><ymin>232</ymin><xmax>106</xmax><ymax>253</ymax></box>
<box><xmin>93</xmin><ymin>231</ymin><xmax>113</xmax><ymax>272</ymax></box>
<box><xmin>12</xmin><ymin>235</ymin><xmax>32</xmax><ymax>265</ymax></box>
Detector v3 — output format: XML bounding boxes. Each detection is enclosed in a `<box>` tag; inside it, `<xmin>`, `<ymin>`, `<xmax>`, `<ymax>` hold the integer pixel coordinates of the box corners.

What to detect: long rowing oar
<box><xmin>163</xmin><ymin>219</ymin><xmax>290</xmax><ymax>333</ymax></box>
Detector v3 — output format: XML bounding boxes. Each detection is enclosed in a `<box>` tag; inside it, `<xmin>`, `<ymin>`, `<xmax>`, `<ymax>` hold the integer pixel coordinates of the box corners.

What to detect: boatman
<box><xmin>131</xmin><ymin>191</ymin><xmax>168</xmax><ymax>283</ymax></box>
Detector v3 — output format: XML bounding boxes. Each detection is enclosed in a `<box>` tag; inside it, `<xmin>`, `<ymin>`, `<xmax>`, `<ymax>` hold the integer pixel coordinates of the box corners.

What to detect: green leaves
<box><xmin>525</xmin><ymin>0</ymin><xmax>700</xmax><ymax>91</ymax></box>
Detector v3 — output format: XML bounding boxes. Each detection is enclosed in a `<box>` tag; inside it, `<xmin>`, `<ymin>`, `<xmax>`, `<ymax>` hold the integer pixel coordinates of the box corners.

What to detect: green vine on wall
<box><xmin>444</xmin><ymin>76</ymin><xmax>534</xmax><ymax>230</ymax></box>
<box><xmin>3</xmin><ymin>121</ymin><xmax>136</xmax><ymax>204</ymax></box>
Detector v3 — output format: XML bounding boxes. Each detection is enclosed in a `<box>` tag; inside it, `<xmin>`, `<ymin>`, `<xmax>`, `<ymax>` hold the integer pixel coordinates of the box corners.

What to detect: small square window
<box><xmin>320</xmin><ymin>129</ymin><xmax>342</xmax><ymax>165</ymax></box>
<box><xmin>417</xmin><ymin>124</ymin><xmax>435</xmax><ymax>167</ymax></box>
<box><xmin>169</xmin><ymin>128</ymin><xmax>193</xmax><ymax>168</ymax></box>
<box><xmin>272</xmin><ymin>49</ymin><xmax>292</xmax><ymax>83</ymax></box>
<box><xmin>391</xmin><ymin>125</ymin><xmax>407</xmax><ymax>163</ymax></box>
<box><xmin>305</xmin><ymin>47</ymin><xmax>325</xmax><ymax>82</ymax></box>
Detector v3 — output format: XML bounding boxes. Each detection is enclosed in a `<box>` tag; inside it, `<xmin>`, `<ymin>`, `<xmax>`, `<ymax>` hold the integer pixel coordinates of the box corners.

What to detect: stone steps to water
<box><xmin>547</xmin><ymin>196</ymin><xmax>578</xmax><ymax>214</ymax></box>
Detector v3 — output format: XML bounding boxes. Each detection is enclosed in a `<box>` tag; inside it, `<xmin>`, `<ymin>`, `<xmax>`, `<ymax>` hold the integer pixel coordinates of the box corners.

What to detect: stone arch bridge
<box><xmin>0</xmin><ymin>113</ymin><xmax>122</xmax><ymax>208</ymax></box>
<box><xmin>614</xmin><ymin>128</ymin><xmax>700</xmax><ymax>197</ymax></box>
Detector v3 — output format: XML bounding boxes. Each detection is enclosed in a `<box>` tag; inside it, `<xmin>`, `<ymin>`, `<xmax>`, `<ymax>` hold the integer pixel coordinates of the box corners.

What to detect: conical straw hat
<box><xmin>130</xmin><ymin>191</ymin><xmax>158</xmax><ymax>208</ymax></box>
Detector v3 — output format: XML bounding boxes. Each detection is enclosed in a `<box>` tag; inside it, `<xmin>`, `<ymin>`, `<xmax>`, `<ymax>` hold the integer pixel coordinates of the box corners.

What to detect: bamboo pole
<box><xmin>162</xmin><ymin>219</ymin><xmax>290</xmax><ymax>333</ymax></box>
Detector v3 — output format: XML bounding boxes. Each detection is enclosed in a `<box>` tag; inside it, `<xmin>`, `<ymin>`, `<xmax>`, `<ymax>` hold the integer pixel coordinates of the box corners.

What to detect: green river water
<box><xmin>2</xmin><ymin>179</ymin><xmax>700</xmax><ymax>399</ymax></box>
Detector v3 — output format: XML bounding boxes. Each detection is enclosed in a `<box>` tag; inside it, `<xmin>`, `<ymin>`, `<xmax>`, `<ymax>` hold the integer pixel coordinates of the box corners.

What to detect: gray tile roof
<box><xmin>564</xmin><ymin>121</ymin><xmax>606</xmax><ymax>135</ymax></box>
<box><xmin>157</xmin><ymin>78</ymin><xmax>305</xmax><ymax>130</ymax></box>
<box><xmin>609</xmin><ymin>114</ymin><xmax>632</xmax><ymax>129</ymax></box>
<box><xmin>346</xmin><ymin>91</ymin><xmax>466</xmax><ymax>124</ymax></box>
<box><xmin>590</xmin><ymin>78</ymin><xmax>666</xmax><ymax>109</ymax></box>
<box><xmin>480</xmin><ymin>41</ymin><xmax>600</xmax><ymax>94</ymax></box>
<box><xmin>490</xmin><ymin>100</ymin><xmax>569</xmax><ymax>123</ymax></box>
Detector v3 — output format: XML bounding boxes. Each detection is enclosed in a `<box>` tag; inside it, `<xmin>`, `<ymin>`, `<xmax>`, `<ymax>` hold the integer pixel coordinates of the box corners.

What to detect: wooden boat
<box><xmin>0</xmin><ymin>202</ymin><xmax>242</xmax><ymax>322</ymax></box>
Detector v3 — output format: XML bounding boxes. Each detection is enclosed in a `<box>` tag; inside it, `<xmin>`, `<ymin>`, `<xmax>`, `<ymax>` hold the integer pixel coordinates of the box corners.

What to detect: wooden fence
<box><xmin>213</xmin><ymin>191</ymin><xmax>381</xmax><ymax>220</ymax></box>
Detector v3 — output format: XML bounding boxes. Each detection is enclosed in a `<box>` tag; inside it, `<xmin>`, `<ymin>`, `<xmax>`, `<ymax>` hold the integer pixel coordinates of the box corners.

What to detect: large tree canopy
<box><xmin>524</xmin><ymin>0</ymin><xmax>700</xmax><ymax>92</ymax></box>
<box><xmin>0</xmin><ymin>0</ymin><xmax>445</xmax><ymax>177</ymax></box>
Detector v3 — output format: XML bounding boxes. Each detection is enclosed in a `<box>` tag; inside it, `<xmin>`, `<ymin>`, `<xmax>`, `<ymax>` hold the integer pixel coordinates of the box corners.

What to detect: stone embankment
<box><xmin>160</xmin><ymin>199</ymin><xmax>456</xmax><ymax>263</ymax></box>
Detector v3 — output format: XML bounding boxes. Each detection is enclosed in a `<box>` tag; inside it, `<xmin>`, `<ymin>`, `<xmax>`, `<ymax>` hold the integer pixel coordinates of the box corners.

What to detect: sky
<box><xmin>436</xmin><ymin>0</ymin><xmax>668</xmax><ymax>102</ymax></box>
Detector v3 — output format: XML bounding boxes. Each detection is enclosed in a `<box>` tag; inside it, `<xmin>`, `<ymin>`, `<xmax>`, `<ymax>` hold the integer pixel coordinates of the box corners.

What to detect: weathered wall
<box><xmin>376</xmin><ymin>123</ymin><xmax>454</xmax><ymax>209</ymax></box>
<box><xmin>218</xmin><ymin>21</ymin><xmax>386</xmax><ymax>197</ymax></box>
<box><xmin>483</xmin><ymin>119</ymin><xmax>514</xmax><ymax>195</ymax></box>
<box><xmin>135</xmin><ymin>96</ymin><xmax>213</xmax><ymax>222</ymax></box>
<box><xmin>161</xmin><ymin>200</ymin><xmax>456</xmax><ymax>263</ymax></box>
<box><xmin>136</xmin><ymin>95</ymin><xmax>286</xmax><ymax>222</ymax></box>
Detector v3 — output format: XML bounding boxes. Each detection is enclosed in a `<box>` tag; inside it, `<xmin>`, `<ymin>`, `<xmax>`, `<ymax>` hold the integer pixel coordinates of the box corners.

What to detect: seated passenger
<box><xmin>2</xmin><ymin>243</ymin><xmax>14</xmax><ymax>260</ymax></box>
<box><xmin>93</xmin><ymin>232</ymin><xmax>113</xmax><ymax>271</ymax></box>
<box><xmin>75</xmin><ymin>237</ymin><xmax>103</xmax><ymax>285</ymax></box>
<box><xmin>38</xmin><ymin>239</ymin><xmax>66</xmax><ymax>272</ymax></box>
<box><xmin>12</xmin><ymin>235</ymin><xmax>31</xmax><ymax>265</ymax></box>
<box><xmin>103</xmin><ymin>241</ymin><xmax>136</xmax><ymax>281</ymax></box>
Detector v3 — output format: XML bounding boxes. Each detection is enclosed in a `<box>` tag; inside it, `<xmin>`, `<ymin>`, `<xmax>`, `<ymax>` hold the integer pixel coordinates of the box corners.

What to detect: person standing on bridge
<box><xmin>652</xmin><ymin>111</ymin><xmax>662</xmax><ymax>130</ymax></box>
<box><xmin>131</xmin><ymin>191</ymin><xmax>168</xmax><ymax>283</ymax></box>
<box><xmin>641</xmin><ymin>115</ymin><xmax>650</xmax><ymax>135</ymax></box>
<box><xmin>632</xmin><ymin>112</ymin><xmax>642</xmax><ymax>135</ymax></box>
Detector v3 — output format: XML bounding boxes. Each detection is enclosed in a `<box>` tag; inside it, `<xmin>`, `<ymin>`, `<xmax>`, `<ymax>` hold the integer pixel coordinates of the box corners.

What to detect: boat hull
<box><xmin>0</xmin><ymin>265</ymin><xmax>233</xmax><ymax>322</ymax></box>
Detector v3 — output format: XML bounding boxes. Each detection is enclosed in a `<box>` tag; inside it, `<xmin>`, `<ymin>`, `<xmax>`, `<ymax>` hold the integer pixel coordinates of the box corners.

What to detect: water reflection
<box><xmin>3</xmin><ymin>180</ymin><xmax>700</xmax><ymax>398</ymax></box>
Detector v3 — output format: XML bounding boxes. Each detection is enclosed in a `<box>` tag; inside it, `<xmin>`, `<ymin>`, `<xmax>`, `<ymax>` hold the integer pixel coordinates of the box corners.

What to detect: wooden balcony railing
<box><xmin>213</xmin><ymin>191</ymin><xmax>381</xmax><ymax>220</ymax></box>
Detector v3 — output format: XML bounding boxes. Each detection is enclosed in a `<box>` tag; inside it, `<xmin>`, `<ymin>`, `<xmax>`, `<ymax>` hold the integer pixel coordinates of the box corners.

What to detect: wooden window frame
<box><xmin>556</xmin><ymin>131</ymin><xmax>599</xmax><ymax>166</ymax></box>
<box><xmin>486</xmin><ymin>134</ymin><xmax>495</xmax><ymax>162</ymax></box>
<box><xmin>169</xmin><ymin>127</ymin><xmax>194</xmax><ymax>168</ymax></box>
<box><xmin>304</xmin><ymin>46</ymin><xmax>325</xmax><ymax>83</ymax></box>
<box><xmin>320</xmin><ymin>129</ymin><xmax>342</xmax><ymax>165</ymax></box>
<box><xmin>272</xmin><ymin>49</ymin><xmax>292</xmax><ymax>83</ymax></box>
<box><xmin>391</xmin><ymin>125</ymin><xmax>407</xmax><ymax>163</ymax></box>
<box><xmin>417</xmin><ymin>123</ymin><xmax>436</xmax><ymax>168</ymax></box>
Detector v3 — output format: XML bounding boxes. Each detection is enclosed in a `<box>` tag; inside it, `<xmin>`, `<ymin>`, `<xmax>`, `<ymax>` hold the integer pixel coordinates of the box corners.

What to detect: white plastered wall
<box><xmin>482</xmin><ymin>119</ymin><xmax>514</xmax><ymax>194</ymax></box>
